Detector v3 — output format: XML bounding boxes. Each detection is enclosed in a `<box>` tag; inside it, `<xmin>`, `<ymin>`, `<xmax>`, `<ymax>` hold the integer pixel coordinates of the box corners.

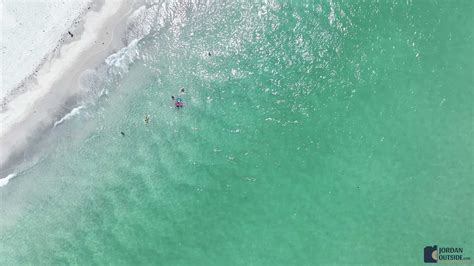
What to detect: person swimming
<box><xmin>172</xmin><ymin>89</ymin><xmax>185</xmax><ymax>108</ymax></box>
<box><xmin>144</xmin><ymin>115</ymin><xmax>150</xmax><ymax>125</ymax></box>
<box><xmin>175</xmin><ymin>97</ymin><xmax>184</xmax><ymax>108</ymax></box>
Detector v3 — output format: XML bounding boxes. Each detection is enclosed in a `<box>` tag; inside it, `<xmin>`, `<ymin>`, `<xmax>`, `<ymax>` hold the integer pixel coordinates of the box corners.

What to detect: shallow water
<box><xmin>1</xmin><ymin>1</ymin><xmax>473</xmax><ymax>264</ymax></box>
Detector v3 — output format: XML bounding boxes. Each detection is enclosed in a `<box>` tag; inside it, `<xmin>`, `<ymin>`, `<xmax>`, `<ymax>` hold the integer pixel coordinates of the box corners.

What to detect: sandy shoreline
<box><xmin>0</xmin><ymin>0</ymin><xmax>143</xmax><ymax>177</ymax></box>
<box><xmin>1</xmin><ymin>0</ymin><xmax>92</xmax><ymax>98</ymax></box>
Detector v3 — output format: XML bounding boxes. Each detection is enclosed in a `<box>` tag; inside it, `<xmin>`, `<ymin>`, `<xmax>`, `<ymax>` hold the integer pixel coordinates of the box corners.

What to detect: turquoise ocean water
<box><xmin>1</xmin><ymin>1</ymin><xmax>473</xmax><ymax>265</ymax></box>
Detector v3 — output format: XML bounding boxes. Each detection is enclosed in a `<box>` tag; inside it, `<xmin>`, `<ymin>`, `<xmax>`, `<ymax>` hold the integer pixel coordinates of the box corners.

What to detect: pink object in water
<box><xmin>175</xmin><ymin>101</ymin><xmax>184</xmax><ymax>107</ymax></box>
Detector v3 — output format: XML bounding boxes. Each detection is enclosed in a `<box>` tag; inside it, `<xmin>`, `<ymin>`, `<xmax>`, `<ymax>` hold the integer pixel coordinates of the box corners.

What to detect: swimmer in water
<box><xmin>144</xmin><ymin>115</ymin><xmax>150</xmax><ymax>125</ymax></box>
<box><xmin>171</xmin><ymin>88</ymin><xmax>186</xmax><ymax>107</ymax></box>
<box><xmin>175</xmin><ymin>97</ymin><xmax>184</xmax><ymax>108</ymax></box>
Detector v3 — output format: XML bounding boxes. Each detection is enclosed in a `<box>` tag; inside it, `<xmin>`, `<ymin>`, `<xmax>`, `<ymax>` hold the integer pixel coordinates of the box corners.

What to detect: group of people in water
<box><xmin>171</xmin><ymin>88</ymin><xmax>185</xmax><ymax>108</ymax></box>
<box><xmin>139</xmin><ymin>88</ymin><xmax>185</xmax><ymax>127</ymax></box>
<box><xmin>122</xmin><ymin>50</ymin><xmax>214</xmax><ymax>135</ymax></box>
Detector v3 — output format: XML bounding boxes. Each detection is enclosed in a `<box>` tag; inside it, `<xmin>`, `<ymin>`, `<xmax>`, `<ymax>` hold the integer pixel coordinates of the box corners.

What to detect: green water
<box><xmin>1</xmin><ymin>1</ymin><xmax>473</xmax><ymax>265</ymax></box>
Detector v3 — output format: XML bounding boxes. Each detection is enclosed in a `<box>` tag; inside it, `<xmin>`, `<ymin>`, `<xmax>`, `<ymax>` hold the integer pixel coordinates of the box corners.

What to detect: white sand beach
<box><xmin>0</xmin><ymin>0</ymin><xmax>143</xmax><ymax>173</ymax></box>
<box><xmin>1</xmin><ymin>0</ymin><xmax>91</xmax><ymax>97</ymax></box>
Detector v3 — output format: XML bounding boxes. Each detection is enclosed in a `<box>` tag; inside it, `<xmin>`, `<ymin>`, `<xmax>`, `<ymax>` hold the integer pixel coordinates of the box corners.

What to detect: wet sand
<box><xmin>0</xmin><ymin>0</ymin><xmax>142</xmax><ymax>176</ymax></box>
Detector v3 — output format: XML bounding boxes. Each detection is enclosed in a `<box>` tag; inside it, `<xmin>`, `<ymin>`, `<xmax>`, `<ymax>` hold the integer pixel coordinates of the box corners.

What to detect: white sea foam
<box><xmin>0</xmin><ymin>173</ymin><xmax>17</xmax><ymax>187</ymax></box>
<box><xmin>53</xmin><ymin>106</ymin><xmax>85</xmax><ymax>128</ymax></box>
<box><xmin>105</xmin><ymin>39</ymin><xmax>140</xmax><ymax>75</ymax></box>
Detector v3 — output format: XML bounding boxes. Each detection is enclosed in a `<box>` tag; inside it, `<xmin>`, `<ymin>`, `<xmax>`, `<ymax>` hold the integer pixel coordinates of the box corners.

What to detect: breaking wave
<box><xmin>0</xmin><ymin>173</ymin><xmax>17</xmax><ymax>187</ymax></box>
<box><xmin>53</xmin><ymin>106</ymin><xmax>86</xmax><ymax>128</ymax></box>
